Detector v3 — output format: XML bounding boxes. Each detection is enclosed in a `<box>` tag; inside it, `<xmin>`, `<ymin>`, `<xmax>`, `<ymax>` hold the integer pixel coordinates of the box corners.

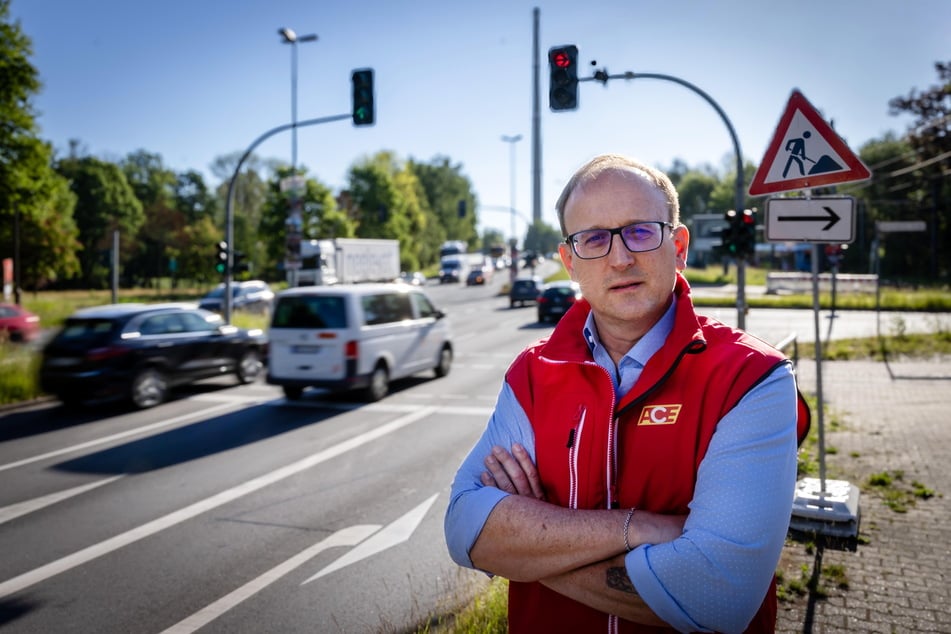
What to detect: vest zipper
<box><xmin>567</xmin><ymin>405</ymin><xmax>585</xmax><ymax>509</ymax></box>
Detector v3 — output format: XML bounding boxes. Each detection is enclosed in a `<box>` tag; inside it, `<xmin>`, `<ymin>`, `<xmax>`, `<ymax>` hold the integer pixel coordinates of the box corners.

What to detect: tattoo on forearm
<box><xmin>606</xmin><ymin>566</ymin><xmax>638</xmax><ymax>595</ymax></box>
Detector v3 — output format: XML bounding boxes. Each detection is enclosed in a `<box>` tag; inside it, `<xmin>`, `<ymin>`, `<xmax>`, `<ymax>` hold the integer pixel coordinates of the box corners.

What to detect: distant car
<box><xmin>509</xmin><ymin>276</ymin><xmax>544</xmax><ymax>308</ymax></box>
<box><xmin>466</xmin><ymin>267</ymin><xmax>492</xmax><ymax>286</ymax></box>
<box><xmin>537</xmin><ymin>280</ymin><xmax>582</xmax><ymax>323</ymax></box>
<box><xmin>439</xmin><ymin>260</ymin><xmax>466</xmax><ymax>284</ymax></box>
<box><xmin>0</xmin><ymin>303</ymin><xmax>41</xmax><ymax>342</ymax></box>
<box><xmin>397</xmin><ymin>271</ymin><xmax>427</xmax><ymax>286</ymax></box>
<box><xmin>39</xmin><ymin>303</ymin><xmax>267</xmax><ymax>409</ymax></box>
<box><xmin>198</xmin><ymin>281</ymin><xmax>274</xmax><ymax>314</ymax></box>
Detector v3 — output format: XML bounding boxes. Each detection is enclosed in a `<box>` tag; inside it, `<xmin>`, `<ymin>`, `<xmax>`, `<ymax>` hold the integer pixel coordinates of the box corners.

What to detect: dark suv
<box><xmin>39</xmin><ymin>303</ymin><xmax>267</xmax><ymax>409</ymax></box>
<box><xmin>509</xmin><ymin>277</ymin><xmax>544</xmax><ymax>308</ymax></box>
<box><xmin>537</xmin><ymin>281</ymin><xmax>582</xmax><ymax>323</ymax></box>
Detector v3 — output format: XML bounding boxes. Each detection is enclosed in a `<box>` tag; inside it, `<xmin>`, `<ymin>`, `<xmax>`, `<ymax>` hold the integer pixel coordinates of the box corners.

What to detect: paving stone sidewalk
<box><xmin>775</xmin><ymin>358</ymin><xmax>951</xmax><ymax>633</ymax></box>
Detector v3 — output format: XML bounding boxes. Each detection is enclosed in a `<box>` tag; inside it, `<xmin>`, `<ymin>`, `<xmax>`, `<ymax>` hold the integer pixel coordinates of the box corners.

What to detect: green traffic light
<box><xmin>351</xmin><ymin>68</ymin><xmax>375</xmax><ymax>126</ymax></box>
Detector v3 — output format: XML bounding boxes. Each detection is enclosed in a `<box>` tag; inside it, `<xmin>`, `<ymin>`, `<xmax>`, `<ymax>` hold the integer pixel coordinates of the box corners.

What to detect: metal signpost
<box><xmin>751</xmin><ymin>90</ymin><xmax>873</xmax><ymax>544</ymax></box>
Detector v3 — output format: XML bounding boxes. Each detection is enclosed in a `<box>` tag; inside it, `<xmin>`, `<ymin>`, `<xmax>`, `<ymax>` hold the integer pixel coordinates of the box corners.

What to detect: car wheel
<box><xmin>364</xmin><ymin>363</ymin><xmax>389</xmax><ymax>402</ymax></box>
<box><xmin>130</xmin><ymin>368</ymin><xmax>167</xmax><ymax>409</ymax></box>
<box><xmin>434</xmin><ymin>345</ymin><xmax>452</xmax><ymax>378</ymax></box>
<box><xmin>236</xmin><ymin>349</ymin><xmax>263</xmax><ymax>384</ymax></box>
<box><xmin>283</xmin><ymin>386</ymin><xmax>303</xmax><ymax>401</ymax></box>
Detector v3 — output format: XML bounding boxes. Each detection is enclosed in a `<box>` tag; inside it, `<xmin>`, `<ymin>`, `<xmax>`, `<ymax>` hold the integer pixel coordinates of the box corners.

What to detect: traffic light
<box><xmin>457</xmin><ymin>200</ymin><xmax>466</xmax><ymax>218</ymax></box>
<box><xmin>215</xmin><ymin>241</ymin><xmax>228</xmax><ymax>275</ymax></box>
<box><xmin>736</xmin><ymin>209</ymin><xmax>756</xmax><ymax>258</ymax></box>
<box><xmin>721</xmin><ymin>210</ymin><xmax>738</xmax><ymax>256</ymax></box>
<box><xmin>234</xmin><ymin>250</ymin><xmax>249</xmax><ymax>273</ymax></box>
<box><xmin>548</xmin><ymin>45</ymin><xmax>579</xmax><ymax>111</ymax></box>
<box><xmin>351</xmin><ymin>68</ymin><xmax>374</xmax><ymax>126</ymax></box>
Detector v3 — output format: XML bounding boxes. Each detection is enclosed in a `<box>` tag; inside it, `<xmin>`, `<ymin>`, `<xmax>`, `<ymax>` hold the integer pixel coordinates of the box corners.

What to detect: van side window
<box><xmin>411</xmin><ymin>292</ymin><xmax>436</xmax><ymax>319</ymax></box>
<box><xmin>364</xmin><ymin>293</ymin><xmax>412</xmax><ymax>325</ymax></box>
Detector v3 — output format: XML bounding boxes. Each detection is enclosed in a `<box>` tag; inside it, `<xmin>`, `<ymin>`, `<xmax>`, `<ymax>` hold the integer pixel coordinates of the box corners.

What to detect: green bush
<box><xmin>0</xmin><ymin>344</ymin><xmax>43</xmax><ymax>404</ymax></box>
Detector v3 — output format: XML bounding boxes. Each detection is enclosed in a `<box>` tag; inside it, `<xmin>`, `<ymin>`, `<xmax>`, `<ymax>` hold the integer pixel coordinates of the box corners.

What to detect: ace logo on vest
<box><xmin>637</xmin><ymin>404</ymin><xmax>682</xmax><ymax>426</ymax></box>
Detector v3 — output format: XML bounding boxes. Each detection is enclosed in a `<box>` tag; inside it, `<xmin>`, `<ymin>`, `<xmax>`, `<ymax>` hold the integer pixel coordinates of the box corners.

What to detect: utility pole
<box><xmin>531</xmin><ymin>7</ymin><xmax>542</xmax><ymax>225</ymax></box>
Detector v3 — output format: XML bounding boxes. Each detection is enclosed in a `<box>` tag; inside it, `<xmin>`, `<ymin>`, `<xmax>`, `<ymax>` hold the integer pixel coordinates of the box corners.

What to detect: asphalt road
<box><xmin>0</xmin><ymin>273</ymin><xmax>542</xmax><ymax>633</ymax></box>
<box><xmin>1</xmin><ymin>266</ymin><xmax>946</xmax><ymax>633</ymax></box>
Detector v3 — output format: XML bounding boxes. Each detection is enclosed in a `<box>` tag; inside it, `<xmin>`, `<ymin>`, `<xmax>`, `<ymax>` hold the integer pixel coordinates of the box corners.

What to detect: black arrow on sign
<box><xmin>777</xmin><ymin>206</ymin><xmax>841</xmax><ymax>231</ymax></box>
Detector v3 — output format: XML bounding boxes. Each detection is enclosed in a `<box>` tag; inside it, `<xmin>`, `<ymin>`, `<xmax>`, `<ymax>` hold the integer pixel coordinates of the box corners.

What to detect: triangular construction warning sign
<box><xmin>749</xmin><ymin>90</ymin><xmax>871</xmax><ymax>196</ymax></box>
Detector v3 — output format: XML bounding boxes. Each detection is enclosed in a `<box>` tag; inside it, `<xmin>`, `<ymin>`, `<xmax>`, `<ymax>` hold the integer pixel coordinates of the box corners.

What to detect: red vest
<box><xmin>504</xmin><ymin>276</ymin><xmax>809</xmax><ymax>633</ymax></box>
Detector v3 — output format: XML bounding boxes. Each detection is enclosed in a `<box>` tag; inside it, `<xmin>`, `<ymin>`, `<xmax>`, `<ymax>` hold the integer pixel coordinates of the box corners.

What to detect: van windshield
<box><xmin>272</xmin><ymin>296</ymin><xmax>347</xmax><ymax>329</ymax></box>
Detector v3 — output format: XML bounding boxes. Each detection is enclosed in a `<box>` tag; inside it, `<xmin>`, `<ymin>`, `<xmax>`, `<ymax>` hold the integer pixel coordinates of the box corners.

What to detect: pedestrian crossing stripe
<box><xmin>749</xmin><ymin>90</ymin><xmax>871</xmax><ymax>196</ymax></box>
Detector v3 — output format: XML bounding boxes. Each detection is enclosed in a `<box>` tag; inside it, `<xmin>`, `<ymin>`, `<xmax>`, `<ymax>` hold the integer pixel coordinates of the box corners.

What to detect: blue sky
<box><xmin>11</xmin><ymin>0</ymin><xmax>949</xmax><ymax>240</ymax></box>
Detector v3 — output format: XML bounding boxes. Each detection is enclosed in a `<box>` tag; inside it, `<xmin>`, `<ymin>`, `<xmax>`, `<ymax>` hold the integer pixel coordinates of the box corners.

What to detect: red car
<box><xmin>0</xmin><ymin>303</ymin><xmax>41</xmax><ymax>342</ymax></box>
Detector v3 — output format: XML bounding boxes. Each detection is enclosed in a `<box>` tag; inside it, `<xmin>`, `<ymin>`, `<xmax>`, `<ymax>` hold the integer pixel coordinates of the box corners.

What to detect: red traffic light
<box><xmin>741</xmin><ymin>209</ymin><xmax>755</xmax><ymax>224</ymax></box>
<box><xmin>552</xmin><ymin>51</ymin><xmax>572</xmax><ymax>68</ymax></box>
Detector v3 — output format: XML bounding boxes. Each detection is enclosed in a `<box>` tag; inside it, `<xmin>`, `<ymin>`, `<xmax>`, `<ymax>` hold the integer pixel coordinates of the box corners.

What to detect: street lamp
<box><xmin>501</xmin><ymin>134</ymin><xmax>523</xmax><ymax>246</ymax></box>
<box><xmin>278</xmin><ymin>27</ymin><xmax>318</xmax><ymax>171</ymax></box>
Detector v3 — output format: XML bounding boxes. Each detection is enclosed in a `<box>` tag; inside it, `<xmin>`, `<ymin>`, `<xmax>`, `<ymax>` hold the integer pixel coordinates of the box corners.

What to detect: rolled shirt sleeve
<box><xmin>625</xmin><ymin>364</ymin><xmax>800</xmax><ymax>633</ymax></box>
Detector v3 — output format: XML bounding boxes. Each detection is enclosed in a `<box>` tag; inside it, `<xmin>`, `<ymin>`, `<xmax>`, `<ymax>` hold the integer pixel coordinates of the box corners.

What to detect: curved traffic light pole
<box><xmin>223</xmin><ymin>113</ymin><xmax>350</xmax><ymax>322</ymax></box>
<box><xmin>584</xmin><ymin>70</ymin><xmax>748</xmax><ymax>329</ymax></box>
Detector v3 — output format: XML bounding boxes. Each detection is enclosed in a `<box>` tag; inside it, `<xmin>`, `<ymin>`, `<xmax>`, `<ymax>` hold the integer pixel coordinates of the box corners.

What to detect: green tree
<box><xmin>481</xmin><ymin>227</ymin><xmax>506</xmax><ymax>254</ymax></box>
<box><xmin>709</xmin><ymin>161</ymin><xmax>759</xmax><ymax>214</ymax></box>
<box><xmin>180</xmin><ymin>215</ymin><xmax>223</xmax><ymax>284</ymax></box>
<box><xmin>410</xmin><ymin>155</ymin><xmax>478</xmax><ymax>263</ymax></box>
<box><xmin>120</xmin><ymin>151</ymin><xmax>185</xmax><ymax>286</ymax></box>
<box><xmin>175</xmin><ymin>169</ymin><xmax>220</xmax><ymax>225</ymax></box>
<box><xmin>213</xmin><ymin>152</ymin><xmax>271</xmax><ymax>278</ymax></box>
<box><xmin>347</xmin><ymin>151</ymin><xmax>430</xmax><ymax>272</ymax></box>
<box><xmin>55</xmin><ymin>156</ymin><xmax>144</xmax><ymax>288</ymax></box>
<box><xmin>885</xmin><ymin>61</ymin><xmax>950</xmax><ymax>280</ymax></box>
<box><xmin>260</xmin><ymin>167</ymin><xmax>356</xmax><ymax>277</ymax></box>
<box><xmin>834</xmin><ymin>134</ymin><xmax>916</xmax><ymax>276</ymax></box>
<box><xmin>676</xmin><ymin>170</ymin><xmax>719</xmax><ymax>222</ymax></box>
<box><xmin>0</xmin><ymin>1</ymin><xmax>81</xmax><ymax>293</ymax></box>
<box><xmin>523</xmin><ymin>220</ymin><xmax>562</xmax><ymax>257</ymax></box>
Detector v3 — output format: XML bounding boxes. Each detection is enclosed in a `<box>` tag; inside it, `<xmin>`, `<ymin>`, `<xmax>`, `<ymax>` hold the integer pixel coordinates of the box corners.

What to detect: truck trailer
<box><xmin>294</xmin><ymin>238</ymin><xmax>401</xmax><ymax>286</ymax></box>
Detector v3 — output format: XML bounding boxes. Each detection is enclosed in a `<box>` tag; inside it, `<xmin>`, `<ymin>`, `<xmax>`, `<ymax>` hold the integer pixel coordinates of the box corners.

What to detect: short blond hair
<box><xmin>555</xmin><ymin>154</ymin><xmax>680</xmax><ymax>235</ymax></box>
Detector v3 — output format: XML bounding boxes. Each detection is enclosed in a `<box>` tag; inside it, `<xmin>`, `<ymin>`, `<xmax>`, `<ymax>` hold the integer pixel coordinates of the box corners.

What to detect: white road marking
<box><xmin>303</xmin><ymin>493</ymin><xmax>439</xmax><ymax>584</ymax></box>
<box><xmin>0</xmin><ymin>406</ymin><xmax>438</xmax><ymax>600</ymax></box>
<box><xmin>202</xmin><ymin>396</ymin><xmax>495</xmax><ymax>417</ymax></box>
<box><xmin>0</xmin><ymin>402</ymin><xmax>239</xmax><ymax>473</ymax></box>
<box><xmin>0</xmin><ymin>476</ymin><xmax>124</xmax><ymax>525</ymax></box>
<box><xmin>160</xmin><ymin>524</ymin><xmax>380</xmax><ymax>634</ymax></box>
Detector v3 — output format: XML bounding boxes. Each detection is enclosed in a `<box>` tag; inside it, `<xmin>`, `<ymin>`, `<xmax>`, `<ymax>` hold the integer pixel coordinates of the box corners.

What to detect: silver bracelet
<box><xmin>623</xmin><ymin>507</ymin><xmax>636</xmax><ymax>551</ymax></box>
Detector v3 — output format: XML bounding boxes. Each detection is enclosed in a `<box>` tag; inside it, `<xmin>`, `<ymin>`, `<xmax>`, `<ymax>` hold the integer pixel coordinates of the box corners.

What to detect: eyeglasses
<box><xmin>565</xmin><ymin>221</ymin><xmax>673</xmax><ymax>260</ymax></box>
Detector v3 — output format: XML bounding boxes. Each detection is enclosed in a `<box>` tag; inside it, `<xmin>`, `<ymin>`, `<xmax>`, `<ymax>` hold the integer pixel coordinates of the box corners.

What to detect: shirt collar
<box><xmin>582</xmin><ymin>295</ymin><xmax>678</xmax><ymax>368</ymax></box>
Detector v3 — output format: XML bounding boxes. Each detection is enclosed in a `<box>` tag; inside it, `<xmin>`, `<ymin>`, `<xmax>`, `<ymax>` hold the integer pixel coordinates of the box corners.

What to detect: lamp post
<box><xmin>501</xmin><ymin>134</ymin><xmax>523</xmax><ymax>245</ymax></box>
<box><xmin>278</xmin><ymin>27</ymin><xmax>318</xmax><ymax>171</ymax></box>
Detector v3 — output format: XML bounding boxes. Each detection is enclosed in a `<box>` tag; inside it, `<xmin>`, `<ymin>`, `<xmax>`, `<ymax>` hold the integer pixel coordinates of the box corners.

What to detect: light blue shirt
<box><xmin>445</xmin><ymin>301</ymin><xmax>799</xmax><ymax>633</ymax></box>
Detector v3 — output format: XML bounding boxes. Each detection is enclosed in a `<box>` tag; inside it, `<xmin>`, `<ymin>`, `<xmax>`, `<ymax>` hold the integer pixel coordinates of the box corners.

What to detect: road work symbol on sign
<box><xmin>749</xmin><ymin>90</ymin><xmax>871</xmax><ymax>196</ymax></box>
<box><xmin>782</xmin><ymin>130</ymin><xmax>843</xmax><ymax>179</ymax></box>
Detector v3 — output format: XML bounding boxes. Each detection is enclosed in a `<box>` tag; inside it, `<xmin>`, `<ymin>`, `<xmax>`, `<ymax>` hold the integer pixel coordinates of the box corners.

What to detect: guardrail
<box><xmin>765</xmin><ymin>272</ymin><xmax>878</xmax><ymax>295</ymax></box>
<box><xmin>774</xmin><ymin>332</ymin><xmax>799</xmax><ymax>368</ymax></box>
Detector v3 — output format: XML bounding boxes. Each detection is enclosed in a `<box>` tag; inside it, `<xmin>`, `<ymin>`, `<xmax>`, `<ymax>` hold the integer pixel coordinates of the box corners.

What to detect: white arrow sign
<box><xmin>302</xmin><ymin>493</ymin><xmax>439</xmax><ymax>584</ymax></box>
<box><xmin>765</xmin><ymin>196</ymin><xmax>856</xmax><ymax>244</ymax></box>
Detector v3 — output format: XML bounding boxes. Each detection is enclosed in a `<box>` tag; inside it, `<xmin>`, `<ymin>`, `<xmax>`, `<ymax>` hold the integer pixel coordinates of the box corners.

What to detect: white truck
<box><xmin>294</xmin><ymin>238</ymin><xmax>401</xmax><ymax>286</ymax></box>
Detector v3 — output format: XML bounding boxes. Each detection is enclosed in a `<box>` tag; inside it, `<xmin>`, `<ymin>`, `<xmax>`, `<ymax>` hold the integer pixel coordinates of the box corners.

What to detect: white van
<box><xmin>266</xmin><ymin>284</ymin><xmax>453</xmax><ymax>401</ymax></box>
